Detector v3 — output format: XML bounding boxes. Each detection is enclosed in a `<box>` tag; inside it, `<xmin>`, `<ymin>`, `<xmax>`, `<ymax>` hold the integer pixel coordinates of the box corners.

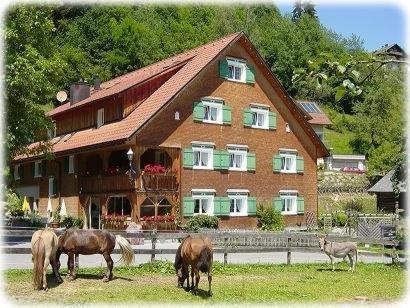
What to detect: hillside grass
<box><xmin>324</xmin><ymin>127</ymin><xmax>355</xmax><ymax>154</ymax></box>
<box><xmin>318</xmin><ymin>193</ymin><xmax>377</xmax><ymax>215</ymax></box>
<box><xmin>4</xmin><ymin>261</ymin><xmax>405</xmax><ymax>304</ymax></box>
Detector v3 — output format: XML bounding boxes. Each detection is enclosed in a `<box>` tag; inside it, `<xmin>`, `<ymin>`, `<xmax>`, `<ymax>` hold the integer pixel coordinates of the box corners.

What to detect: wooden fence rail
<box><xmin>1</xmin><ymin>228</ymin><xmax>401</xmax><ymax>265</ymax></box>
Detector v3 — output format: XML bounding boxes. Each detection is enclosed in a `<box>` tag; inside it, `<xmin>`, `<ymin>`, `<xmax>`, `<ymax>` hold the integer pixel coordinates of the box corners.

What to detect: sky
<box><xmin>277</xmin><ymin>3</ymin><xmax>406</xmax><ymax>51</ymax></box>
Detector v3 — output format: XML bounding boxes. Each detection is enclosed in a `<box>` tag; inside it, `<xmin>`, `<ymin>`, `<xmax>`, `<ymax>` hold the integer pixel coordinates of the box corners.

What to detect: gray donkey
<box><xmin>318</xmin><ymin>235</ymin><xmax>358</xmax><ymax>272</ymax></box>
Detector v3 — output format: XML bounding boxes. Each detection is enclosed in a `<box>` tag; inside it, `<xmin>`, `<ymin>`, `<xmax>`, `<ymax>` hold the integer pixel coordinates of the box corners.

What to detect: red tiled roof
<box><xmin>15</xmin><ymin>32</ymin><xmax>242</xmax><ymax>160</ymax></box>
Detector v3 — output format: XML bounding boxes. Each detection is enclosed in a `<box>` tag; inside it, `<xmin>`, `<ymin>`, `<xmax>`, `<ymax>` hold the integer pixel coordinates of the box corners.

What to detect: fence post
<box><xmin>223</xmin><ymin>236</ymin><xmax>228</xmax><ymax>265</ymax></box>
<box><xmin>75</xmin><ymin>254</ymin><xmax>79</xmax><ymax>270</ymax></box>
<box><xmin>151</xmin><ymin>229</ymin><xmax>157</xmax><ymax>262</ymax></box>
<box><xmin>287</xmin><ymin>235</ymin><xmax>291</xmax><ymax>265</ymax></box>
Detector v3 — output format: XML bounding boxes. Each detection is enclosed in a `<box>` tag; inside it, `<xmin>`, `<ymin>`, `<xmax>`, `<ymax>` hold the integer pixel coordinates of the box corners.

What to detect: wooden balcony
<box><xmin>140</xmin><ymin>172</ymin><xmax>178</xmax><ymax>191</ymax></box>
<box><xmin>79</xmin><ymin>174</ymin><xmax>135</xmax><ymax>194</ymax></box>
<box><xmin>79</xmin><ymin>172</ymin><xmax>178</xmax><ymax>194</ymax></box>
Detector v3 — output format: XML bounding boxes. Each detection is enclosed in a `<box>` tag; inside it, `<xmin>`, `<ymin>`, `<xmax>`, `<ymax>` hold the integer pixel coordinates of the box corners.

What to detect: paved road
<box><xmin>0</xmin><ymin>240</ymin><xmax>394</xmax><ymax>270</ymax></box>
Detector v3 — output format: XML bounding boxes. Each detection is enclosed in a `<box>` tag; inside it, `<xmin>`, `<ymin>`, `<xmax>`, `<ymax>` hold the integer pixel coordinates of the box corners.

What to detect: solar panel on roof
<box><xmin>300</xmin><ymin>102</ymin><xmax>322</xmax><ymax>113</ymax></box>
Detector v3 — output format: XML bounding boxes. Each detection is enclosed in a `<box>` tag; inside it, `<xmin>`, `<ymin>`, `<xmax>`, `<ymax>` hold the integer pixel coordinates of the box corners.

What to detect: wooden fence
<box><xmin>0</xmin><ymin>228</ymin><xmax>401</xmax><ymax>265</ymax></box>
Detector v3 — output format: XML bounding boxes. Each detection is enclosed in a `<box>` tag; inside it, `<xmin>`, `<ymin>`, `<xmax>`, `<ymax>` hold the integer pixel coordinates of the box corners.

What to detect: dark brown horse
<box><xmin>174</xmin><ymin>235</ymin><xmax>213</xmax><ymax>296</ymax></box>
<box><xmin>56</xmin><ymin>228</ymin><xmax>134</xmax><ymax>282</ymax></box>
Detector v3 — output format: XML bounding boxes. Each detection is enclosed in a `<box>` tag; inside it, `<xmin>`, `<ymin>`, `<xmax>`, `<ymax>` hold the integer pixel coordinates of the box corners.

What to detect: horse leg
<box><xmin>102</xmin><ymin>252</ymin><xmax>113</xmax><ymax>282</ymax></box>
<box><xmin>190</xmin><ymin>267</ymin><xmax>195</xmax><ymax>291</ymax></box>
<box><xmin>207</xmin><ymin>271</ymin><xmax>212</xmax><ymax>297</ymax></box>
<box><xmin>42</xmin><ymin>256</ymin><xmax>50</xmax><ymax>291</ymax></box>
<box><xmin>329</xmin><ymin>255</ymin><xmax>335</xmax><ymax>271</ymax></box>
<box><xmin>194</xmin><ymin>268</ymin><xmax>200</xmax><ymax>295</ymax></box>
<box><xmin>67</xmin><ymin>253</ymin><xmax>76</xmax><ymax>280</ymax></box>
<box><xmin>51</xmin><ymin>255</ymin><xmax>63</xmax><ymax>283</ymax></box>
<box><xmin>347</xmin><ymin>254</ymin><xmax>353</xmax><ymax>272</ymax></box>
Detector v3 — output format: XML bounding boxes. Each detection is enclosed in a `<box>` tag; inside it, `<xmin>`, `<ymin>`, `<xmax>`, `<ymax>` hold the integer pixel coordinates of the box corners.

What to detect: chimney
<box><xmin>70</xmin><ymin>79</ymin><xmax>90</xmax><ymax>105</ymax></box>
<box><xmin>94</xmin><ymin>76</ymin><xmax>101</xmax><ymax>90</ymax></box>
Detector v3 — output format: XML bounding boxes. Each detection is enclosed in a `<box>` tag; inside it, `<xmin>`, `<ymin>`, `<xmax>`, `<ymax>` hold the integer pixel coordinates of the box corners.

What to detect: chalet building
<box><xmin>373</xmin><ymin>43</ymin><xmax>407</xmax><ymax>70</ymax></box>
<box><xmin>12</xmin><ymin>32</ymin><xmax>328</xmax><ymax>230</ymax></box>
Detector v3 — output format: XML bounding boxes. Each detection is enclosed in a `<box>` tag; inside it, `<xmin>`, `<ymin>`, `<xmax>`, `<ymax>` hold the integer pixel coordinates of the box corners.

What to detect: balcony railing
<box><xmin>79</xmin><ymin>172</ymin><xmax>178</xmax><ymax>194</ymax></box>
<box><xmin>79</xmin><ymin>174</ymin><xmax>135</xmax><ymax>194</ymax></box>
<box><xmin>140</xmin><ymin>172</ymin><xmax>178</xmax><ymax>191</ymax></box>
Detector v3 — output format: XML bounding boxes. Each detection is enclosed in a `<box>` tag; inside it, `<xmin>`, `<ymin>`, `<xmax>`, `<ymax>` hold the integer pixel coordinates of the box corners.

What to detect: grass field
<box><xmin>324</xmin><ymin>128</ymin><xmax>355</xmax><ymax>154</ymax></box>
<box><xmin>4</xmin><ymin>261</ymin><xmax>405</xmax><ymax>305</ymax></box>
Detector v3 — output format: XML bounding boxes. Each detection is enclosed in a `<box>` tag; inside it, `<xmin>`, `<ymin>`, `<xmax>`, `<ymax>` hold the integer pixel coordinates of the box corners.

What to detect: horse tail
<box><xmin>33</xmin><ymin>237</ymin><xmax>45</xmax><ymax>290</ymax></box>
<box><xmin>174</xmin><ymin>244</ymin><xmax>183</xmax><ymax>270</ymax></box>
<box><xmin>115</xmin><ymin>235</ymin><xmax>134</xmax><ymax>265</ymax></box>
<box><xmin>197</xmin><ymin>246</ymin><xmax>212</xmax><ymax>273</ymax></box>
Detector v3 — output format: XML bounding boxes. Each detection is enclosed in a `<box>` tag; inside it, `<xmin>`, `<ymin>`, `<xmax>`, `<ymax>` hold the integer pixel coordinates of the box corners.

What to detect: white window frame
<box><xmin>280</xmin><ymin>192</ymin><xmax>298</xmax><ymax>215</ymax></box>
<box><xmin>228</xmin><ymin>148</ymin><xmax>247</xmax><ymax>171</ymax></box>
<box><xmin>192</xmin><ymin>192</ymin><xmax>214</xmax><ymax>216</ymax></box>
<box><xmin>228</xmin><ymin>193</ymin><xmax>248</xmax><ymax>217</ymax></box>
<box><xmin>34</xmin><ymin>161</ymin><xmax>42</xmax><ymax>178</ymax></box>
<box><xmin>251</xmin><ymin>108</ymin><xmax>269</xmax><ymax>129</ymax></box>
<box><xmin>48</xmin><ymin>176</ymin><xmax>55</xmax><ymax>197</ymax></box>
<box><xmin>227</xmin><ymin>58</ymin><xmax>246</xmax><ymax>83</ymax></box>
<box><xmin>68</xmin><ymin>155</ymin><xmax>75</xmax><ymax>174</ymax></box>
<box><xmin>280</xmin><ymin>152</ymin><xmax>297</xmax><ymax>173</ymax></box>
<box><xmin>14</xmin><ymin>164</ymin><xmax>20</xmax><ymax>180</ymax></box>
<box><xmin>202</xmin><ymin>100</ymin><xmax>223</xmax><ymax>124</ymax></box>
<box><xmin>97</xmin><ymin>108</ymin><xmax>105</xmax><ymax>128</ymax></box>
<box><xmin>192</xmin><ymin>146</ymin><xmax>214</xmax><ymax>170</ymax></box>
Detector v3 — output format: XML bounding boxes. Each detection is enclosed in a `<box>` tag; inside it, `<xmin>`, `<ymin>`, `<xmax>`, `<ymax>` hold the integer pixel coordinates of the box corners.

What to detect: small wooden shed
<box><xmin>368</xmin><ymin>169</ymin><xmax>407</xmax><ymax>214</ymax></box>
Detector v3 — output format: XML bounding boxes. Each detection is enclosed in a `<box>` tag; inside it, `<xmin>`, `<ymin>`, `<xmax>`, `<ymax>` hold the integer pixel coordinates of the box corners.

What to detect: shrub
<box><xmin>62</xmin><ymin>216</ymin><xmax>84</xmax><ymax>229</ymax></box>
<box><xmin>333</xmin><ymin>211</ymin><xmax>348</xmax><ymax>226</ymax></box>
<box><xmin>4</xmin><ymin>189</ymin><xmax>24</xmax><ymax>217</ymax></box>
<box><xmin>256</xmin><ymin>204</ymin><xmax>284</xmax><ymax>231</ymax></box>
<box><xmin>185</xmin><ymin>215</ymin><xmax>219</xmax><ymax>232</ymax></box>
<box><xmin>343</xmin><ymin>199</ymin><xmax>364</xmax><ymax>212</ymax></box>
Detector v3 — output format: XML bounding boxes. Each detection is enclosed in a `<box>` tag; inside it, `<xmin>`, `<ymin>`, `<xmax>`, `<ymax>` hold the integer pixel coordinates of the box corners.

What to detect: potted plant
<box><xmin>50</xmin><ymin>211</ymin><xmax>61</xmax><ymax>228</ymax></box>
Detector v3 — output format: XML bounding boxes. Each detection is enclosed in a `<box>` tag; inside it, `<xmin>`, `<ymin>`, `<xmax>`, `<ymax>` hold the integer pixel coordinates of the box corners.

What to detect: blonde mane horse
<box><xmin>31</xmin><ymin>228</ymin><xmax>63</xmax><ymax>290</ymax></box>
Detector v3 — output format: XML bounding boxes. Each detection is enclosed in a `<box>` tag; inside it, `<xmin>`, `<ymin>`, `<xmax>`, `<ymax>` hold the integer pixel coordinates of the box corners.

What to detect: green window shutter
<box><xmin>63</xmin><ymin>157</ymin><xmax>69</xmax><ymax>174</ymax></box>
<box><xmin>220</xmin><ymin>150</ymin><xmax>229</xmax><ymax>170</ymax></box>
<box><xmin>222</xmin><ymin>105</ymin><xmax>232</xmax><ymax>125</ymax></box>
<box><xmin>220</xmin><ymin>197</ymin><xmax>230</xmax><ymax>216</ymax></box>
<box><xmin>219</xmin><ymin>59</ymin><xmax>229</xmax><ymax>79</ymax></box>
<box><xmin>213</xmin><ymin>150</ymin><xmax>221</xmax><ymax>169</ymax></box>
<box><xmin>246</xmin><ymin>65</ymin><xmax>255</xmax><ymax>84</ymax></box>
<box><xmin>243</xmin><ymin>108</ymin><xmax>253</xmax><ymax>127</ymax></box>
<box><xmin>297</xmin><ymin>197</ymin><xmax>305</xmax><ymax>214</ymax></box>
<box><xmin>273</xmin><ymin>197</ymin><xmax>283</xmax><ymax>212</ymax></box>
<box><xmin>183</xmin><ymin>197</ymin><xmax>194</xmax><ymax>217</ymax></box>
<box><xmin>30</xmin><ymin>162</ymin><xmax>35</xmax><ymax>178</ymax></box>
<box><xmin>213</xmin><ymin>197</ymin><xmax>221</xmax><ymax>215</ymax></box>
<box><xmin>183</xmin><ymin>148</ymin><xmax>193</xmax><ymax>169</ymax></box>
<box><xmin>53</xmin><ymin>178</ymin><xmax>58</xmax><ymax>196</ymax></box>
<box><xmin>247</xmin><ymin>152</ymin><xmax>256</xmax><ymax>172</ymax></box>
<box><xmin>273</xmin><ymin>154</ymin><xmax>282</xmax><ymax>172</ymax></box>
<box><xmin>247</xmin><ymin>197</ymin><xmax>257</xmax><ymax>215</ymax></box>
<box><xmin>296</xmin><ymin>156</ymin><xmax>304</xmax><ymax>173</ymax></box>
<box><xmin>42</xmin><ymin>160</ymin><xmax>47</xmax><ymax>177</ymax></box>
<box><xmin>268</xmin><ymin>112</ymin><xmax>277</xmax><ymax>130</ymax></box>
<box><xmin>193</xmin><ymin>101</ymin><xmax>204</xmax><ymax>122</ymax></box>
<box><xmin>19</xmin><ymin>165</ymin><xmax>24</xmax><ymax>179</ymax></box>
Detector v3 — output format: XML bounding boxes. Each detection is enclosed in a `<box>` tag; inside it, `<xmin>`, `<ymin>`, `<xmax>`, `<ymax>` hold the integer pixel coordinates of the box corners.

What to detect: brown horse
<box><xmin>31</xmin><ymin>228</ymin><xmax>63</xmax><ymax>290</ymax></box>
<box><xmin>56</xmin><ymin>228</ymin><xmax>134</xmax><ymax>282</ymax></box>
<box><xmin>174</xmin><ymin>235</ymin><xmax>213</xmax><ymax>296</ymax></box>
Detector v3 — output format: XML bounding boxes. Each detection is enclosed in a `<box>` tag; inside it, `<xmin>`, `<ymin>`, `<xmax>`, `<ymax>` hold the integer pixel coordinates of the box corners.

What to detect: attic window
<box><xmin>227</xmin><ymin>58</ymin><xmax>246</xmax><ymax>82</ymax></box>
<box><xmin>97</xmin><ymin>108</ymin><xmax>104</xmax><ymax>128</ymax></box>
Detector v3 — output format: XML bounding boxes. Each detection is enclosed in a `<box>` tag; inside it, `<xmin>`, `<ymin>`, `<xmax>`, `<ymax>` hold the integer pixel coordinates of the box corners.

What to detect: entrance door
<box><xmin>89</xmin><ymin>198</ymin><xmax>101</xmax><ymax>229</ymax></box>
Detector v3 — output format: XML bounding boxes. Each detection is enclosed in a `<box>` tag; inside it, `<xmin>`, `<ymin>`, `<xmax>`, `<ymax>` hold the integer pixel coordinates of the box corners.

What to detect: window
<box><xmin>48</xmin><ymin>177</ymin><xmax>55</xmax><ymax>197</ymax></box>
<box><xmin>68</xmin><ymin>155</ymin><xmax>74</xmax><ymax>174</ymax></box>
<box><xmin>228</xmin><ymin>148</ymin><xmax>247</xmax><ymax>171</ymax></box>
<box><xmin>280</xmin><ymin>192</ymin><xmax>297</xmax><ymax>215</ymax></box>
<box><xmin>34</xmin><ymin>161</ymin><xmax>42</xmax><ymax>178</ymax></box>
<box><xmin>227</xmin><ymin>58</ymin><xmax>246</xmax><ymax>82</ymax></box>
<box><xmin>107</xmin><ymin>196</ymin><xmax>131</xmax><ymax>216</ymax></box>
<box><xmin>97</xmin><ymin>108</ymin><xmax>104</xmax><ymax>128</ymax></box>
<box><xmin>203</xmin><ymin>101</ymin><xmax>222</xmax><ymax>124</ymax></box>
<box><xmin>174</xmin><ymin>111</ymin><xmax>180</xmax><ymax>120</ymax></box>
<box><xmin>251</xmin><ymin>108</ymin><xmax>269</xmax><ymax>129</ymax></box>
<box><xmin>229</xmin><ymin>194</ymin><xmax>248</xmax><ymax>216</ymax></box>
<box><xmin>14</xmin><ymin>164</ymin><xmax>20</xmax><ymax>180</ymax></box>
<box><xmin>285</xmin><ymin>123</ymin><xmax>291</xmax><ymax>133</ymax></box>
<box><xmin>280</xmin><ymin>152</ymin><xmax>296</xmax><ymax>173</ymax></box>
<box><xmin>192</xmin><ymin>193</ymin><xmax>214</xmax><ymax>215</ymax></box>
<box><xmin>192</xmin><ymin>146</ymin><xmax>213</xmax><ymax>170</ymax></box>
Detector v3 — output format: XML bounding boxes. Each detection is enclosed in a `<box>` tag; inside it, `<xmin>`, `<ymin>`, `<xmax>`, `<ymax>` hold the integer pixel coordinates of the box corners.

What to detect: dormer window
<box><xmin>97</xmin><ymin>108</ymin><xmax>104</xmax><ymax>128</ymax></box>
